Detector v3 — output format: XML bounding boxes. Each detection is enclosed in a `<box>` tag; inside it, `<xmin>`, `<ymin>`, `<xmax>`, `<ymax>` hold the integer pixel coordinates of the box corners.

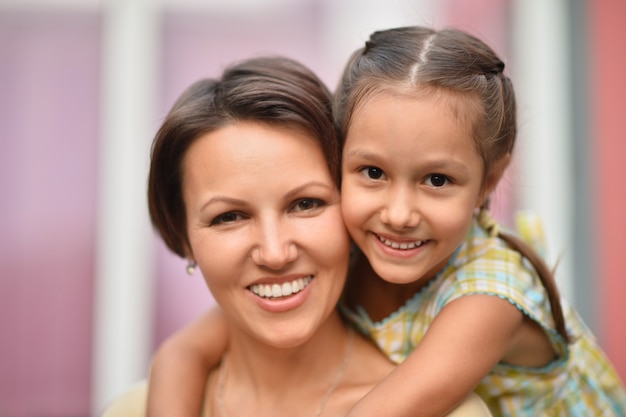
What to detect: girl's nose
<box><xmin>380</xmin><ymin>189</ymin><xmax>420</xmax><ymax>230</ymax></box>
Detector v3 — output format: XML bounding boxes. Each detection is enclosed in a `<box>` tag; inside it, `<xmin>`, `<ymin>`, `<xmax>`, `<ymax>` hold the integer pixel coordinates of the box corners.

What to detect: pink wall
<box><xmin>440</xmin><ymin>0</ymin><xmax>516</xmax><ymax>226</ymax></box>
<box><xmin>590</xmin><ymin>0</ymin><xmax>626</xmax><ymax>382</ymax></box>
<box><xmin>0</xmin><ymin>6</ymin><xmax>335</xmax><ymax>414</ymax></box>
<box><xmin>0</xmin><ymin>12</ymin><xmax>100</xmax><ymax>416</ymax></box>
<box><xmin>2</xmin><ymin>1</ymin><xmax>624</xmax><ymax>414</ymax></box>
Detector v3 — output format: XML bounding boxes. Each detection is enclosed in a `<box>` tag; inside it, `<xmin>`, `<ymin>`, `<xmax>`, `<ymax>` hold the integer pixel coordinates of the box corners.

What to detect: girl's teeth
<box><xmin>378</xmin><ymin>235</ymin><xmax>423</xmax><ymax>250</ymax></box>
<box><xmin>250</xmin><ymin>276</ymin><xmax>312</xmax><ymax>299</ymax></box>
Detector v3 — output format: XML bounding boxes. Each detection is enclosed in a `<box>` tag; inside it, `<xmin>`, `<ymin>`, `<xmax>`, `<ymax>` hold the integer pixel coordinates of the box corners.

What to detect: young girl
<box><xmin>148</xmin><ymin>26</ymin><xmax>626</xmax><ymax>416</ymax></box>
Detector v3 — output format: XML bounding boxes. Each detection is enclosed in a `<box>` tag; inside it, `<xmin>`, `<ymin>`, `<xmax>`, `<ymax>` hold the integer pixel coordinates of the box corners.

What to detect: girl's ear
<box><xmin>477</xmin><ymin>153</ymin><xmax>511</xmax><ymax>208</ymax></box>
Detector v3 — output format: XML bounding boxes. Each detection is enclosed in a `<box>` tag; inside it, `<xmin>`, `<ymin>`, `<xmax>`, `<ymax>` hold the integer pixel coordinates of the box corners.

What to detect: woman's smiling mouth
<box><xmin>249</xmin><ymin>276</ymin><xmax>313</xmax><ymax>299</ymax></box>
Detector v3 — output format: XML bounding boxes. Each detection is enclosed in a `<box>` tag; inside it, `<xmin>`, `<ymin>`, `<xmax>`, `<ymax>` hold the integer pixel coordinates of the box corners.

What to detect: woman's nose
<box><xmin>251</xmin><ymin>219</ymin><xmax>298</xmax><ymax>269</ymax></box>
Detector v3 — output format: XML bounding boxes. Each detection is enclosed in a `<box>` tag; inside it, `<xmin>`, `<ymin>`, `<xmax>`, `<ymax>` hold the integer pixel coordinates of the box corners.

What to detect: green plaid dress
<box><xmin>342</xmin><ymin>214</ymin><xmax>626</xmax><ymax>416</ymax></box>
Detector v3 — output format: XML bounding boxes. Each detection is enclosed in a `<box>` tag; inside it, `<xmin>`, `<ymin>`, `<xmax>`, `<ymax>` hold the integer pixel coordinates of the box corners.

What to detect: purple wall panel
<box><xmin>440</xmin><ymin>0</ymin><xmax>516</xmax><ymax>227</ymax></box>
<box><xmin>0</xmin><ymin>12</ymin><xmax>100</xmax><ymax>416</ymax></box>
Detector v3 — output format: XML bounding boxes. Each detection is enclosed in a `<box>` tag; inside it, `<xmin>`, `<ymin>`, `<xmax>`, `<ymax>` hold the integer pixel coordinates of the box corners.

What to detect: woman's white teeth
<box><xmin>250</xmin><ymin>276</ymin><xmax>312</xmax><ymax>299</ymax></box>
<box><xmin>378</xmin><ymin>235</ymin><xmax>424</xmax><ymax>250</ymax></box>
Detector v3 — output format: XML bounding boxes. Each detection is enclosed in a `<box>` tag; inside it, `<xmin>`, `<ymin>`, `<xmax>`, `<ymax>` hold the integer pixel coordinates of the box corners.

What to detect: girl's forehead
<box><xmin>351</xmin><ymin>86</ymin><xmax>479</xmax><ymax>131</ymax></box>
<box><xmin>343</xmin><ymin>88</ymin><xmax>484</xmax><ymax>166</ymax></box>
<box><xmin>354</xmin><ymin>82</ymin><xmax>460</xmax><ymax>110</ymax></box>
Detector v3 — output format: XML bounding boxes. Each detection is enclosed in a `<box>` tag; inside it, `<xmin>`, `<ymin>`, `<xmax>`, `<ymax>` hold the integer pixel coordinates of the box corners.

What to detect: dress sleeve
<box><xmin>444</xmin><ymin>238</ymin><xmax>568</xmax><ymax>358</ymax></box>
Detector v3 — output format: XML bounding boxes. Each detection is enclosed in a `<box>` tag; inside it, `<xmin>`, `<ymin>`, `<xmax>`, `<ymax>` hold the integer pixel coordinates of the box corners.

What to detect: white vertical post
<box><xmin>319</xmin><ymin>0</ymin><xmax>440</xmax><ymax>86</ymax></box>
<box><xmin>91</xmin><ymin>0</ymin><xmax>159</xmax><ymax>414</ymax></box>
<box><xmin>511</xmin><ymin>0</ymin><xmax>573</xmax><ymax>299</ymax></box>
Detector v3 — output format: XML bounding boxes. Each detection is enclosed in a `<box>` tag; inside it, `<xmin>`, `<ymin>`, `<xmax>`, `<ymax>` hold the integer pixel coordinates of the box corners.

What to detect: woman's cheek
<box><xmin>314</xmin><ymin>205</ymin><xmax>351</xmax><ymax>247</ymax></box>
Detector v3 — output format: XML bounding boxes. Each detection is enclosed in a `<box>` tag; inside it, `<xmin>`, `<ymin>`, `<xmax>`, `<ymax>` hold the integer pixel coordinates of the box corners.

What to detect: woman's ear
<box><xmin>477</xmin><ymin>153</ymin><xmax>511</xmax><ymax>208</ymax></box>
<box><xmin>183</xmin><ymin>242</ymin><xmax>196</xmax><ymax>270</ymax></box>
<box><xmin>183</xmin><ymin>243</ymin><xmax>198</xmax><ymax>275</ymax></box>
<box><xmin>186</xmin><ymin>259</ymin><xmax>197</xmax><ymax>276</ymax></box>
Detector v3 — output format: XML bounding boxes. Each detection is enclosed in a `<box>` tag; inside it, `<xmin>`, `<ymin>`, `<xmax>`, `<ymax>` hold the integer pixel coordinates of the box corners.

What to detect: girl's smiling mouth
<box><xmin>375</xmin><ymin>233</ymin><xmax>427</xmax><ymax>250</ymax></box>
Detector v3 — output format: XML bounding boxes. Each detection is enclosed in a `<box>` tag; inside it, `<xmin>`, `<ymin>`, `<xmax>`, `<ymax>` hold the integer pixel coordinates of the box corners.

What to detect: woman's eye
<box><xmin>210</xmin><ymin>212</ymin><xmax>242</xmax><ymax>225</ymax></box>
<box><xmin>361</xmin><ymin>166</ymin><xmax>385</xmax><ymax>180</ymax></box>
<box><xmin>425</xmin><ymin>174</ymin><xmax>449</xmax><ymax>187</ymax></box>
<box><xmin>292</xmin><ymin>198</ymin><xmax>324</xmax><ymax>212</ymax></box>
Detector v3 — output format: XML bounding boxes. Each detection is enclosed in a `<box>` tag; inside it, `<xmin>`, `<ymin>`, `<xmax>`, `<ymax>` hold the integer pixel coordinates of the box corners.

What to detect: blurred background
<box><xmin>0</xmin><ymin>0</ymin><xmax>624</xmax><ymax>415</ymax></box>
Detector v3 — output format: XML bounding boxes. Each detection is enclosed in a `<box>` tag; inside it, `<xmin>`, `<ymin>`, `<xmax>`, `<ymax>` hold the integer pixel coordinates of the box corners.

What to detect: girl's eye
<box><xmin>361</xmin><ymin>166</ymin><xmax>385</xmax><ymax>180</ymax></box>
<box><xmin>210</xmin><ymin>212</ymin><xmax>242</xmax><ymax>225</ymax></box>
<box><xmin>425</xmin><ymin>174</ymin><xmax>450</xmax><ymax>187</ymax></box>
<box><xmin>292</xmin><ymin>198</ymin><xmax>324</xmax><ymax>212</ymax></box>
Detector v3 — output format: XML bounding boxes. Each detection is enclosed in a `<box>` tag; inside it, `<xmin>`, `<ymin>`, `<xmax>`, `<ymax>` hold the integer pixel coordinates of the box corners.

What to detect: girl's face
<box><xmin>341</xmin><ymin>91</ymin><xmax>488</xmax><ymax>286</ymax></box>
<box><xmin>183</xmin><ymin>122</ymin><xmax>350</xmax><ymax>348</ymax></box>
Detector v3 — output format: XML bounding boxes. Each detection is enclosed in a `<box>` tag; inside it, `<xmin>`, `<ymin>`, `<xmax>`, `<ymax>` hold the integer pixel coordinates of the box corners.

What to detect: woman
<box><xmin>103</xmin><ymin>56</ymin><xmax>491</xmax><ymax>417</ymax></box>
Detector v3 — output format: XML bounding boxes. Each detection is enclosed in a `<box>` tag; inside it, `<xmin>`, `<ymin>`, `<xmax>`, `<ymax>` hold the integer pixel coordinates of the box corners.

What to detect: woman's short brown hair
<box><xmin>148</xmin><ymin>56</ymin><xmax>339</xmax><ymax>257</ymax></box>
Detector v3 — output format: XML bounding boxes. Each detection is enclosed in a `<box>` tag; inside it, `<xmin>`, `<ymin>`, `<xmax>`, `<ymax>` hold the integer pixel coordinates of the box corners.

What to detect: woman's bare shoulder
<box><xmin>350</xmin><ymin>330</ymin><xmax>395</xmax><ymax>385</ymax></box>
<box><xmin>101</xmin><ymin>380</ymin><xmax>148</xmax><ymax>417</ymax></box>
<box><xmin>444</xmin><ymin>392</ymin><xmax>492</xmax><ymax>417</ymax></box>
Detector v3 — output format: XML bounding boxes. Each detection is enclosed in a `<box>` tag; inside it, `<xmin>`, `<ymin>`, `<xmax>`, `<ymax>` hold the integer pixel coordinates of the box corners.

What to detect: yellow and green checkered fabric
<box><xmin>342</xmin><ymin>213</ymin><xmax>626</xmax><ymax>416</ymax></box>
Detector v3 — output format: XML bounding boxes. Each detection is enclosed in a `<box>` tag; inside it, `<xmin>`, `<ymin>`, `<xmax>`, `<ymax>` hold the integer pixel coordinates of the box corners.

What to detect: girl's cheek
<box><xmin>340</xmin><ymin>185</ymin><xmax>356</xmax><ymax>210</ymax></box>
<box><xmin>341</xmin><ymin>199</ymin><xmax>366</xmax><ymax>230</ymax></box>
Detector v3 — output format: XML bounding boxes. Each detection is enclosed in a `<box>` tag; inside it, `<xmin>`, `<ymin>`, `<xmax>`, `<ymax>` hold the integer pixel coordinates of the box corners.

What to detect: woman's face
<box><xmin>182</xmin><ymin>121</ymin><xmax>350</xmax><ymax>348</ymax></box>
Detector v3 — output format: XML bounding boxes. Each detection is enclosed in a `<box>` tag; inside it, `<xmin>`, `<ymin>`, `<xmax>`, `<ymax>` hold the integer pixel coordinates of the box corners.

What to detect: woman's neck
<box><xmin>212</xmin><ymin>312</ymin><xmax>354</xmax><ymax>417</ymax></box>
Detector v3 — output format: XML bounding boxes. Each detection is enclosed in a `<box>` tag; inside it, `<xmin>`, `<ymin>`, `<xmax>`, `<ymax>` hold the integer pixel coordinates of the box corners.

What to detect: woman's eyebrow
<box><xmin>199</xmin><ymin>196</ymin><xmax>244</xmax><ymax>212</ymax></box>
<box><xmin>198</xmin><ymin>182</ymin><xmax>333</xmax><ymax>212</ymax></box>
<box><xmin>285</xmin><ymin>181</ymin><xmax>334</xmax><ymax>199</ymax></box>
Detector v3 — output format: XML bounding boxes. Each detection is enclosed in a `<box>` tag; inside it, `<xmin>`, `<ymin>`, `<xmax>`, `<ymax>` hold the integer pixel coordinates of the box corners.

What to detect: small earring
<box><xmin>186</xmin><ymin>261</ymin><xmax>197</xmax><ymax>275</ymax></box>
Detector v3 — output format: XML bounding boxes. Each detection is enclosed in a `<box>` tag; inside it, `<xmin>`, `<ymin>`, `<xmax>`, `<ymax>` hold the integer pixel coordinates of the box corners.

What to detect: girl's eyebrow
<box><xmin>344</xmin><ymin>148</ymin><xmax>381</xmax><ymax>161</ymax></box>
<box><xmin>345</xmin><ymin>148</ymin><xmax>470</xmax><ymax>174</ymax></box>
<box><xmin>422</xmin><ymin>159</ymin><xmax>471</xmax><ymax>174</ymax></box>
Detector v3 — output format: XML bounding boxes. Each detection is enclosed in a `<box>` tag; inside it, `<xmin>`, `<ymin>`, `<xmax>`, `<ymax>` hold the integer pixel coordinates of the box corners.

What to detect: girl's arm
<box><xmin>346</xmin><ymin>294</ymin><xmax>524</xmax><ymax>417</ymax></box>
<box><xmin>147</xmin><ymin>306</ymin><xmax>229</xmax><ymax>417</ymax></box>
